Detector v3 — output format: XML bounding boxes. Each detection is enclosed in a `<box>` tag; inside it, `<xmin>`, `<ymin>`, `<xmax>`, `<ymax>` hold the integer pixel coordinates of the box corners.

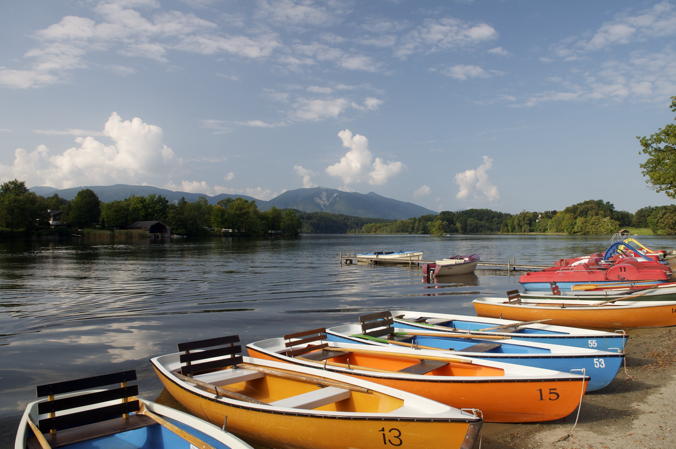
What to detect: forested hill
<box><xmin>30</xmin><ymin>185</ymin><xmax>435</xmax><ymax>220</ymax></box>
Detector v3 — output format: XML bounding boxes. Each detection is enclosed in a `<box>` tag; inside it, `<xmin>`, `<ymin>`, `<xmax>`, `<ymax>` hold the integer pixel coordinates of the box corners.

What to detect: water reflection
<box><xmin>0</xmin><ymin>234</ymin><xmax>674</xmax><ymax>447</ymax></box>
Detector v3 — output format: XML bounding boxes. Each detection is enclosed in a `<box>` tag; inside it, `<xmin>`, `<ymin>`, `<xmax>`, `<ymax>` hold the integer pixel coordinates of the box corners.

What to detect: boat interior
<box><xmin>172</xmin><ymin>335</ymin><xmax>404</xmax><ymax>413</ymax></box>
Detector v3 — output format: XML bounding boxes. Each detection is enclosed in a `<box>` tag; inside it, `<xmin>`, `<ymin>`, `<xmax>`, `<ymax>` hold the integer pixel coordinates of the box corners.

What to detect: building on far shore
<box><xmin>127</xmin><ymin>221</ymin><xmax>171</xmax><ymax>240</ymax></box>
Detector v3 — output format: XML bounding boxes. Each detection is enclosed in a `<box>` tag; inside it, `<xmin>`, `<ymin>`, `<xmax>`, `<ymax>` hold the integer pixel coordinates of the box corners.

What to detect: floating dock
<box><xmin>339</xmin><ymin>253</ymin><xmax>547</xmax><ymax>272</ymax></box>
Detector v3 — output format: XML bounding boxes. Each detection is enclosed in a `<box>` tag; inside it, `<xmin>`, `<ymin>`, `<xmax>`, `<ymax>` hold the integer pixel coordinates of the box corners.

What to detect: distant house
<box><xmin>128</xmin><ymin>221</ymin><xmax>171</xmax><ymax>239</ymax></box>
<box><xmin>47</xmin><ymin>209</ymin><xmax>64</xmax><ymax>227</ymax></box>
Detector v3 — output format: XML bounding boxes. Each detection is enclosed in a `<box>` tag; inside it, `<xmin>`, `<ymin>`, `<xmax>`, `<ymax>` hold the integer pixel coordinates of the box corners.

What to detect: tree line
<box><xmin>357</xmin><ymin>200</ymin><xmax>675</xmax><ymax>235</ymax></box>
<box><xmin>0</xmin><ymin>180</ymin><xmax>301</xmax><ymax>238</ymax></box>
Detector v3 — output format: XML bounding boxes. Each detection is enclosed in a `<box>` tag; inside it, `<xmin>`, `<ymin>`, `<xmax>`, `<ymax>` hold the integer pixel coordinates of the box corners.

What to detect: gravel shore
<box><xmin>480</xmin><ymin>325</ymin><xmax>676</xmax><ymax>449</ymax></box>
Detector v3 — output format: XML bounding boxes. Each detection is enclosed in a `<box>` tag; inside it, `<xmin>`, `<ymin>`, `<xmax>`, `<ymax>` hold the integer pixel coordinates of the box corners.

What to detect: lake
<box><xmin>2</xmin><ymin>233</ymin><xmax>674</xmax><ymax>446</ymax></box>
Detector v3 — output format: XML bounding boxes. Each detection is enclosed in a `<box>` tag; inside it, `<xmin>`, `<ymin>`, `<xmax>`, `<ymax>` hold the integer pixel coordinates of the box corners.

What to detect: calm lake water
<box><xmin>2</xmin><ymin>233</ymin><xmax>674</xmax><ymax>447</ymax></box>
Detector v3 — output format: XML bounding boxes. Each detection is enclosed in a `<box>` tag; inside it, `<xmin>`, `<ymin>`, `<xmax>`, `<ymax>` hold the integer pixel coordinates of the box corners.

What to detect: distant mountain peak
<box><xmin>29</xmin><ymin>184</ymin><xmax>435</xmax><ymax>220</ymax></box>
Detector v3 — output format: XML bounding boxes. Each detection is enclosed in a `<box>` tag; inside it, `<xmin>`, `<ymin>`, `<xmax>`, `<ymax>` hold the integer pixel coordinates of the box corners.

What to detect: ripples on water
<box><xmin>1</xmin><ymin>234</ymin><xmax>673</xmax><ymax>446</ymax></box>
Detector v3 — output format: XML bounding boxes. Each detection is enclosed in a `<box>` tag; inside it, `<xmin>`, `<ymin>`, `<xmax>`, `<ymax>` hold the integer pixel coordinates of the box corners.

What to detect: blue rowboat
<box><xmin>15</xmin><ymin>370</ymin><xmax>253</xmax><ymax>449</ymax></box>
<box><xmin>390</xmin><ymin>309</ymin><xmax>627</xmax><ymax>352</ymax></box>
<box><xmin>326</xmin><ymin>312</ymin><xmax>624</xmax><ymax>392</ymax></box>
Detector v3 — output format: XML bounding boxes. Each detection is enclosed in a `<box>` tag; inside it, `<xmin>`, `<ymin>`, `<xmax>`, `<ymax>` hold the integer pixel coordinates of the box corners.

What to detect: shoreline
<box><xmin>479</xmin><ymin>326</ymin><xmax>676</xmax><ymax>449</ymax></box>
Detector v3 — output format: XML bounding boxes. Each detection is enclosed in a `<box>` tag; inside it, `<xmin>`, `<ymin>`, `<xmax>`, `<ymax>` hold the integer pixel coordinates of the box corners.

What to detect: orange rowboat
<box><xmin>247</xmin><ymin>328</ymin><xmax>589</xmax><ymax>423</ymax></box>
<box><xmin>152</xmin><ymin>335</ymin><xmax>482</xmax><ymax>449</ymax></box>
<box><xmin>473</xmin><ymin>297</ymin><xmax>676</xmax><ymax>328</ymax></box>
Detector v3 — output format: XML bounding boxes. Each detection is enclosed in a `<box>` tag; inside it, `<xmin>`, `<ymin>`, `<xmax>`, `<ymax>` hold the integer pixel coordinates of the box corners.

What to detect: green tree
<box><xmin>647</xmin><ymin>205</ymin><xmax>676</xmax><ymax>235</ymax></box>
<box><xmin>68</xmin><ymin>189</ymin><xmax>101</xmax><ymax>228</ymax></box>
<box><xmin>100</xmin><ymin>201</ymin><xmax>130</xmax><ymax>228</ymax></box>
<box><xmin>639</xmin><ymin>96</ymin><xmax>676</xmax><ymax>198</ymax></box>
<box><xmin>280</xmin><ymin>210</ymin><xmax>301</xmax><ymax>237</ymax></box>
<box><xmin>0</xmin><ymin>180</ymin><xmax>48</xmax><ymax>231</ymax></box>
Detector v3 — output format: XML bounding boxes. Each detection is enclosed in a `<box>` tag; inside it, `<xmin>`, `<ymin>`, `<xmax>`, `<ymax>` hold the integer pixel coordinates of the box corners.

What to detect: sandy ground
<box><xmin>479</xmin><ymin>325</ymin><xmax>676</xmax><ymax>449</ymax></box>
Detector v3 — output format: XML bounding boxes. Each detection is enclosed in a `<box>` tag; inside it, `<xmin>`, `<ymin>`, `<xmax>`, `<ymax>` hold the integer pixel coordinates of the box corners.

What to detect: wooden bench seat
<box><xmin>299</xmin><ymin>349</ymin><xmax>346</xmax><ymax>362</ymax></box>
<box><xmin>270</xmin><ymin>386</ymin><xmax>350</xmax><ymax>410</ymax></box>
<box><xmin>192</xmin><ymin>368</ymin><xmax>264</xmax><ymax>386</ymax></box>
<box><xmin>460</xmin><ymin>342</ymin><xmax>501</xmax><ymax>353</ymax></box>
<box><xmin>398</xmin><ymin>359</ymin><xmax>449</xmax><ymax>375</ymax></box>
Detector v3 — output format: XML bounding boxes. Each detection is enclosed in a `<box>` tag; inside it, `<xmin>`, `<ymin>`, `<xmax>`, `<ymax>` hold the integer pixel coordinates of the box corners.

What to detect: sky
<box><xmin>0</xmin><ymin>0</ymin><xmax>675</xmax><ymax>214</ymax></box>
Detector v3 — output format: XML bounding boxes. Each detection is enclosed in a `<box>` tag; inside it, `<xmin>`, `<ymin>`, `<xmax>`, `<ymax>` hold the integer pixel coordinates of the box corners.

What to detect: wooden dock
<box><xmin>339</xmin><ymin>253</ymin><xmax>547</xmax><ymax>272</ymax></box>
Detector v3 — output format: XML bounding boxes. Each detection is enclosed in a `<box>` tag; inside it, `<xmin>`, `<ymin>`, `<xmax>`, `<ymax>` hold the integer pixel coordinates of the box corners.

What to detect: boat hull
<box><xmin>391</xmin><ymin>310</ymin><xmax>627</xmax><ymax>352</ymax></box>
<box><xmin>152</xmin><ymin>359</ymin><xmax>479</xmax><ymax>449</ymax></box>
<box><xmin>473</xmin><ymin>298</ymin><xmax>676</xmax><ymax>329</ymax></box>
<box><xmin>247</xmin><ymin>346</ymin><xmax>587</xmax><ymax>423</ymax></box>
<box><xmin>326</xmin><ymin>330</ymin><xmax>622</xmax><ymax>391</ymax></box>
<box><xmin>433</xmin><ymin>261</ymin><xmax>479</xmax><ymax>276</ymax></box>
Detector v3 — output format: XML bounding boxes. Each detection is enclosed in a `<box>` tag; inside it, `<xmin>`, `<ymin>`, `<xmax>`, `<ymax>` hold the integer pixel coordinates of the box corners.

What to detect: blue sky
<box><xmin>1</xmin><ymin>0</ymin><xmax>674</xmax><ymax>213</ymax></box>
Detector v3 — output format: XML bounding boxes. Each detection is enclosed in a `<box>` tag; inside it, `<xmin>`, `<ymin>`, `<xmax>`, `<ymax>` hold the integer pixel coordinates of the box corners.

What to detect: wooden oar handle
<box><xmin>139</xmin><ymin>404</ymin><xmax>217</xmax><ymax>449</ymax></box>
<box><xmin>26</xmin><ymin>417</ymin><xmax>53</xmax><ymax>449</ymax></box>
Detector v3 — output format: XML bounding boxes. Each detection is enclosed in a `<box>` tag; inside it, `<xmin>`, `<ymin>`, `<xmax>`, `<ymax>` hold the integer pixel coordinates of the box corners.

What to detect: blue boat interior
<box><xmin>57</xmin><ymin>418</ymin><xmax>229</xmax><ymax>449</ymax></box>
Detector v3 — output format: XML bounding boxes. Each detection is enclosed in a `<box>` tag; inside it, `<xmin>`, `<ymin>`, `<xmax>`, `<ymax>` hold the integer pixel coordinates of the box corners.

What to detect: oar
<box><xmin>478</xmin><ymin>319</ymin><xmax>552</xmax><ymax>332</ymax></box>
<box><xmin>326</xmin><ymin>345</ymin><xmax>473</xmax><ymax>364</ymax></box>
<box><xmin>26</xmin><ymin>417</ymin><xmax>52</xmax><ymax>449</ymax></box>
<box><xmin>594</xmin><ymin>288</ymin><xmax>655</xmax><ymax>306</ymax></box>
<box><xmin>239</xmin><ymin>362</ymin><xmax>369</xmax><ymax>393</ymax></box>
<box><xmin>138</xmin><ymin>403</ymin><xmax>217</xmax><ymax>449</ymax></box>
<box><xmin>572</xmin><ymin>282</ymin><xmax>665</xmax><ymax>292</ymax></box>
<box><xmin>396</xmin><ymin>330</ymin><xmax>508</xmax><ymax>340</ymax></box>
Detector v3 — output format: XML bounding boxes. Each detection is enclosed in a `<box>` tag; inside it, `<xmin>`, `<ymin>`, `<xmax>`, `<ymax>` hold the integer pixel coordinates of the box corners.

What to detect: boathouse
<box><xmin>128</xmin><ymin>221</ymin><xmax>171</xmax><ymax>239</ymax></box>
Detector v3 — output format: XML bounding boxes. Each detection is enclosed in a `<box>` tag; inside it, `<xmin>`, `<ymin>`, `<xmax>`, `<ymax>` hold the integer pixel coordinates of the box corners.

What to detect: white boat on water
<box><xmin>423</xmin><ymin>254</ymin><xmax>479</xmax><ymax>279</ymax></box>
<box><xmin>356</xmin><ymin>250</ymin><xmax>423</xmax><ymax>264</ymax></box>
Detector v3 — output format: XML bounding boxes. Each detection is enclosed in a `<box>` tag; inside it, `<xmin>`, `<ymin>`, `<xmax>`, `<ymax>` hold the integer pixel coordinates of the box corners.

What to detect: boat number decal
<box><xmin>537</xmin><ymin>387</ymin><xmax>560</xmax><ymax>401</ymax></box>
<box><xmin>379</xmin><ymin>427</ymin><xmax>403</xmax><ymax>446</ymax></box>
<box><xmin>587</xmin><ymin>339</ymin><xmax>598</xmax><ymax>348</ymax></box>
<box><xmin>593</xmin><ymin>358</ymin><xmax>606</xmax><ymax>368</ymax></box>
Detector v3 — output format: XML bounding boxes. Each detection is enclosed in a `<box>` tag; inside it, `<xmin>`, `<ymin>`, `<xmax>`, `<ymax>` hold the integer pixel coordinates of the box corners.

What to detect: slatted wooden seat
<box><xmin>30</xmin><ymin>370</ymin><xmax>153</xmax><ymax>449</ymax></box>
<box><xmin>270</xmin><ymin>386</ymin><xmax>350</xmax><ymax>410</ymax></box>
<box><xmin>506</xmin><ymin>290</ymin><xmax>522</xmax><ymax>304</ymax></box>
<box><xmin>359</xmin><ymin>311</ymin><xmax>412</xmax><ymax>342</ymax></box>
<box><xmin>460</xmin><ymin>342</ymin><xmax>502</xmax><ymax>353</ymax></box>
<box><xmin>398</xmin><ymin>359</ymin><xmax>449</xmax><ymax>375</ymax></box>
<box><xmin>177</xmin><ymin>335</ymin><xmax>264</xmax><ymax>385</ymax></box>
<box><xmin>282</xmin><ymin>328</ymin><xmax>344</xmax><ymax>361</ymax></box>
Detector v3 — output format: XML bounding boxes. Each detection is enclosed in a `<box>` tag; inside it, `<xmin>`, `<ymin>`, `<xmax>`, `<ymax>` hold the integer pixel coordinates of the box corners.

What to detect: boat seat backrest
<box><xmin>359</xmin><ymin>311</ymin><xmax>395</xmax><ymax>338</ymax></box>
<box><xmin>36</xmin><ymin>370</ymin><xmax>144</xmax><ymax>434</ymax></box>
<box><xmin>177</xmin><ymin>335</ymin><xmax>243</xmax><ymax>377</ymax></box>
<box><xmin>283</xmin><ymin>328</ymin><xmax>330</xmax><ymax>357</ymax></box>
<box><xmin>506</xmin><ymin>290</ymin><xmax>521</xmax><ymax>304</ymax></box>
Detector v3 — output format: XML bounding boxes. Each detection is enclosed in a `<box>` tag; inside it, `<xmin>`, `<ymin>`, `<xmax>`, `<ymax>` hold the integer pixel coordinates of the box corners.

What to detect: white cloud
<box><xmin>293</xmin><ymin>164</ymin><xmax>316</xmax><ymax>188</ymax></box>
<box><xmin>33</xmin><ymin>128</ymin><xmax>105</xmax><ymax>137</ymax></box>
<box><xmin>396</xmin><ymin>17</ymin><xmax>497</xmax><ymax>59</ymax></box>
<box><xmin>414</xmin><ymin>185</ymin><xmax>431</xmax><ymax>198</ymax></box>
<box><xmin>439</xmin><ymin>64</ymin><xmax>496</xmax><ymax>80</ymax></box>
<box><xmin>454</xmin><ymin>156</ymin><xmax>499</xmax><ymax>202</ymax></box>
<box><xmin>326</xmin><ymin>129</ymin><xmax>403</xmax><ymax>187</ymax></box>
<box><xmin>369</xmin><ymin>158</ymin><xmax>403</xmax><ymax>185</ymax></box>
<box><xmin>224</xmin><ymin>172</ymin><xmax>235</xmax><ymax>181</ymax></box>
<box><xmin>0</xmin><ymin>1</ymin><xmax>280</xmax><ymax>89</ymax></box>
<box><xmin>522</xmin><ymin>49</ymin><xmax>676</xmax><ymax>106</ymax></box>
<box><xmin>201</xmin><ymin>119</ymin><xmax>232</xmax><ymax>134</ymax></box>
<box><xmin>292</xmin><ymin>97</ymin><xmax>349</xmax><ymax>121</ymax></box>
<box><xmin>552</xmin><ymin>2</ymin><xmax>676</xmax><ymax>59</ymax></box>
<box><xmin>488</xmin><ymin>46</ymin><xmax>509</xmax><ymax>56</ymax></box>
<box><xmin>288</xmin><ymin>43</ymin><xmax>380</xmax><ymax>72</ymax></box>
<box><xmin>0</xmin><ymin>112</ymin><xmax>176</xmax><ymax>188</ymax></box>
<box><xmin>256</xmin><ymin>0</ymin><xmax>339</xmax><ymax>26</ymax></box>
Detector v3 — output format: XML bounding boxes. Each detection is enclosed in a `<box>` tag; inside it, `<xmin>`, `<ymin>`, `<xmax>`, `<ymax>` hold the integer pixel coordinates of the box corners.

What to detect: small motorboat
<box><xmin>390</xmin><ymin>309</ymin><xmax>627</xmax><ymax>351</ymax></box>
<box><xmin>473</xmin><ymin>296</ymin><xmax>676</xmax><ymax>329</ymax></box>
<box><xmin>325</xmin><ymin>312</ymin><xmax>624</xmax><ymax>391</ymax></box>
<box><xmin>423</xmin><ymin>254</ymin><xmax>479</xmax><ymax>280</ymax></box>
<box><xmin>356</xmin><ymin>250</ymin><xmax>423</xmax><ymax>264</ymax></box>
<box><xmin>151</xmin><ymin>335</ymin><xmax>482</xmax><ymax>449</ymax></box>
<box><xmin>15</xmin><ymin>369</ymin><xmax>253</xmax><ymax>449</ymax></box>
<box><xmin>247</xmin><ymin>328</ymin><xmax>589</xmax><ymax>423</ymax></box>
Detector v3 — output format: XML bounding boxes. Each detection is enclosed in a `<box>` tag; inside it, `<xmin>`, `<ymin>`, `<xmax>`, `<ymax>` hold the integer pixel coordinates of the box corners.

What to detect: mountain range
<box><xmin>30</xmin><ymin>185</ymin><xmax>436</xmax><ymax>220</ymax></box>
